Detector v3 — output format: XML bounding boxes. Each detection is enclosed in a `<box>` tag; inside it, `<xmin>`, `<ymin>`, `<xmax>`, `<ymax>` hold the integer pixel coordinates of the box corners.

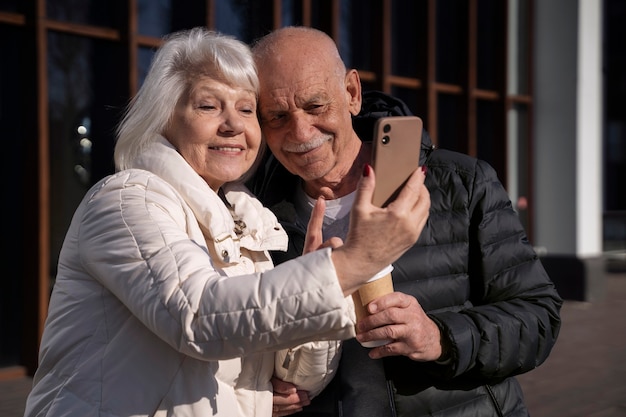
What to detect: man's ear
<box><xmin>345</xmin><ymin>69</ymin><xmax>362</xmax><ymax>116</ymax></box>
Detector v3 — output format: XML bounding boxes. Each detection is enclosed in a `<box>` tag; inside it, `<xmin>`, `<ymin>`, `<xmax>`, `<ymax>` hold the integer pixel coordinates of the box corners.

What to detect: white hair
<box><xmin>114</xmin><ymin>27</ymin><xmax>259</xmax><ymax>171</ymax></box>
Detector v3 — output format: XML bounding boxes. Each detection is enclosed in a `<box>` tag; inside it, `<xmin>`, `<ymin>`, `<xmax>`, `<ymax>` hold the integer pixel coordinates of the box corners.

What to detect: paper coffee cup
<box><xmin>352</xmin><ymin>265</ymin><xmax>394</xmax><ymax>348</ymax></box>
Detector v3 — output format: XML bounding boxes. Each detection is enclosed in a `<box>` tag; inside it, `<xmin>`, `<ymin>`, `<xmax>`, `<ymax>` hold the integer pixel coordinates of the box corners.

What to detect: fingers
<box><xmin>303</xmin><ymin>197</ymin><xmax>325</xmax><ymax>254</ymax></box>
<box><xmin>355</xmin><ymin>292</ymin><xmax>411</xmax><ymax>333</ymax></box>
<box><xmin>271</xmin><ymin>377</ymin><xmax>310</xmax><ymax>416</ymax></box>
<box><xmin>317</xmin><ymin>236</ymin><xmax>344</xmax><ymax>250</ymax></box>
<box><xmin>352</xmin><ymin>163</ymin><xmax>376</xmax><ymax>208</ymax></box>
<box><xmin>272</xmin><ymin>390</ymin><xmax>310</xmax><ymax>417</ymax></box>
<box><xmin>384</xmin><ymin>165</ymin><xmax>427</xmax><ymax>211</ymax></box>
<box><xmin>272</xmin><ymin>376</ymin><xmax>297</xmax><ymax>395</ymax></box>
<box><xmin>353</xmin><ymin>293</ymin><xmax>443</xmax><ymax>362</ymax></box>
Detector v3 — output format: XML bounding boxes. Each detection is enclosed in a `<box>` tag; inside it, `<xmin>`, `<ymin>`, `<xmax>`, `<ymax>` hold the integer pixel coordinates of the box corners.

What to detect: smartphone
<box><xmin>371</xmin><ymin>116</ymin><xmax>423</xmax><ymax>207</ymax></box>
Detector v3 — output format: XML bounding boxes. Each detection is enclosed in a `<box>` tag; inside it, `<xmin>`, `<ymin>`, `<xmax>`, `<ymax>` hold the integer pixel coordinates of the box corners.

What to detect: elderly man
<box><xmin>249</xmin><ymin>26</ymin><xmax>562</xmax><ymax>417</ymax></box>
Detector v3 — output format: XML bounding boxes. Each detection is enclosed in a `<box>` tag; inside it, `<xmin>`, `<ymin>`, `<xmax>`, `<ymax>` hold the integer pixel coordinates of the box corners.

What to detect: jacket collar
<box><xmin>131</xmin><ymin>135</ymin><xmax>288</xmax><ymax>259</ymax></box>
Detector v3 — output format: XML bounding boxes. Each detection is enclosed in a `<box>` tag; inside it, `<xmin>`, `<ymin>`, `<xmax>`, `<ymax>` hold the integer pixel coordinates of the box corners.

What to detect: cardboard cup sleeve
<box><xmin>352</xmin><ymin>265</ymin><xmax>394</xmax><ymax>348</ymax></box>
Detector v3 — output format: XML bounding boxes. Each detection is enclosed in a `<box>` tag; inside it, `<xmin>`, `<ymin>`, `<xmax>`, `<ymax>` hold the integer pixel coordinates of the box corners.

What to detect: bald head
<box><xmin>252</xmin><ymin>26</ymin><xmax>346</xmax><ymax>81</ymax></box>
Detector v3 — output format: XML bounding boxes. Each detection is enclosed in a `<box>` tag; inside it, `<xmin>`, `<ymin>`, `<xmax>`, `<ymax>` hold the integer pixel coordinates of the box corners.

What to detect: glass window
<box><xmin>603</xmin><ymin>0</ymin><xmax>626</xmax><ymax>213</ymax></box>
<box><xmin>138</xmin><ymin>0</ymin><xmax>172</xmax><ymax>38</ymax></box>
<box><xmin>0</xmin><ymin>24</ymin><xmax>24</xmax><ymax>367</ymax></box>
<box><xmin>340</xmin><ymin>0</ymin><xmax>380</xmax><ymax>71</ymax></box>
<box><xmin>48</xmin><ymin>31</ymin><xmax>96</xmax><ymax>273</ymax></box>
<box><xmin>47</xmin><ymin>0</ymin><xmax>121</xmax><ymax>27</ymax></box>
<box><xmin>215</xmin><ymin>0</ymin><xmax>272</xmax><ymax>44</ymax></box>
<box><xmin>309</xmin><ymin>0</ymin><xmax>333</xmax><ymax>34</ymax></box>
<box><xmin>0</xmin><ymin>0</ymin><xmax>22</xmax><ymax>12</ymax></box>
<box><xmin>360</xmin><ymin>78</ymin><xmax>379</xmax><ymax>94</ymax></box>
<box><xmin>391</xmin><ymin>0</ymin><xmax>423</xmax><ymax>78</ymax></box>
<box><xmin>391</xmin><ymin>86</ymin><xmax>420</xmax><ymax>117</ymax></box>
<box><xmin>435</xmin><ymin>0</ymin><xmax>467</xmax><ymax>84</ymax></box>
<box><xmin>281</xmin><ymin>0</ymin><xmax>302</xmax><ymax>27</ymax></box>
<box><xmin>437</xmin><ymin>93</ymin><xmax>465</xmax><ymax>152</ymax></box>
<box><xmin>48</xmin><ymin>32</ymin><xmax>124</xmax><ymax>275</ymax></box>
<box><xmin>215</xmin><ymin>0</ymin><xmax>244</xmax><ymax>38</ymax></box>
<box><xmin>138</xmin><ymin>46</ymin><xmax>156</xmax><ymax>88</ymax></box>
<box><xmin>477</xmin><ymin>0</ymin><xmax>504</xmax><ymax>90</ymax></box>
<box><xmin>476</xmin><ymin>99</ymin><xmax>500</xmax><ymax>168</ymax></box>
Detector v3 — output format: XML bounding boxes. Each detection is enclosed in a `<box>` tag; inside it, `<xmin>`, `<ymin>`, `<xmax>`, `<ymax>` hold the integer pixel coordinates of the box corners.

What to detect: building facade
<box><xmin>0</xmin><ymin>0</ymin><xmax>623</xmax><ymax>380</ymax></box>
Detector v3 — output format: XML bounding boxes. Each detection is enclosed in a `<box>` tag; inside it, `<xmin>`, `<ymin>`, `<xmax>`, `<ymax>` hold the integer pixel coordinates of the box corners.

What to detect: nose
<box><xmin>287</xmin><ymin>112</ymin><xmax>314</xmax><ymax>142</ymax></box>
<box><xmin>219</xmin><ymin>107</ymin><xmax>245</xmax><ymax>135</ymax></box>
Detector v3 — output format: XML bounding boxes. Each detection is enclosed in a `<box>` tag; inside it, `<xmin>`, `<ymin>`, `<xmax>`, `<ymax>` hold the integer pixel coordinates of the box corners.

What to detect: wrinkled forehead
<box><xmin>257</xmin><ymin>71</ymin><xmax>338</xmax><ymax>114</ymax></box>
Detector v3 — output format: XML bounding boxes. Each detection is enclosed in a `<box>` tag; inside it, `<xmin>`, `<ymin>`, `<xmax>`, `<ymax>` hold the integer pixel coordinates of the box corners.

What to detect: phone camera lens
<box><xmin>382</xmin><ymin>135</ymin><xmax>390</xmax><ymax>144</ymax></box>
<box><xmin>383</xmin><ymin>124</ymin><xmax>391</xmax><ymax>133</ymax></box>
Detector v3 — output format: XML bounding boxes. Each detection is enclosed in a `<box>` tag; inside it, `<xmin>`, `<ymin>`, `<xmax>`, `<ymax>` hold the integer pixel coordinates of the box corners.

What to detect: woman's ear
<box><xmin>345</xmin><ymin>69</ymin><xmax>362</xmax><ymax>116</ymax></box>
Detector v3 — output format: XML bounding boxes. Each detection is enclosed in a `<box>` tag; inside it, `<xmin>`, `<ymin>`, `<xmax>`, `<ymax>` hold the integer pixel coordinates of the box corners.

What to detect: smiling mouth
<box><xmin>210</xmin><ymin>146</ymin><xmax>243</xmax><ymax>152</ymax></box>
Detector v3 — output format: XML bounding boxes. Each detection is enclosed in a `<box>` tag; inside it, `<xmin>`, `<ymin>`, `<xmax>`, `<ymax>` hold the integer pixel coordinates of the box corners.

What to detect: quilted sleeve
<box><xmin>77</xmin><ymin>171</ymin><xmax>355</xmax><ymax>361</ymax></box>
<box><xmin>274</xmin><ymin>340</ymin><xmax>343</xmax><ymax>398</ymax></box>
<box><xmin>430</xmin><ymin>159</ymin><xmax>562</xmax><ymax>380</ymax></box>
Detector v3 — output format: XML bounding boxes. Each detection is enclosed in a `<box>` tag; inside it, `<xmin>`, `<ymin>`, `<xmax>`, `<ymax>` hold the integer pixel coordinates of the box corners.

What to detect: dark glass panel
<box><xmin>0</xmin><ymin>0</ymin><xmax>21</xmax><ymax>12</ymax></box>
<box><xmin>47</xmin><ymin>32</ymin><xmax>126</xmax><ymax>278</ymax></box>
<box><xmin>476</xmin><ymin>99</ymin><xmax>505</xmax><ymax>181</ymax></box>
<box><xmin>476</xmin><ymin>0</ymin><xmax>504</xmax><ymax>90</ymax></box>
<box><xmin>360</xmin><ymin>78</ymin><xmax>378</xmax><ymax>94</ymax></box>
<box><xmin>436</xmin><ymin>93</ymin><xmax>465</xmax><ymax>153</ymax></box>
<box><xmin>0</xmin><ymin>24</ymin><xmax>25</xmax><ymax>367</ymax></box>
<box><xmin>604</xmin><ymin>0</ymin><xmax>626</xmax><ymax>212</ymax></box>
<box><xmin>435</xmin><ymin>0</ymin><xmax>467</xmax><ymax>84</ymax></box>
<box><xmin>390</xmin><ymin>86</ymin><xmax>420</xmax><ymax>117</ymax></box>
<box><xmin>476</xmin><ymin>99</ymin><xmax>497</xmax><ymax>165</ymax></box>
<box><xmin>391</xmin><ymin>0</ymin><xmax>424</xmax><ymax>78</ymax></box>
<box><xmin>136</xmin><ymin>1</ymin><xmax>210</xmax><ymax>37</ymax></box>
<box><xmin>138</xmin><ymin>0</ymin><xmax>172</xmax><ymax>37</ymax></box>
<box><xmin>310</xmin><ymin>0</ymin><xmax>333</xmax><ymax>35</ymax></box>
<box><xmin>281</xmin><ymin>0</ymin><xmax>302</xmax><ymax>27</ymax></box>
<box><xmin>340</xmin><ymin>0</ymin><xmax>381</xmax><ymax>71</ymax></box>
<box><xmin>138</xmin><ymin>46</ymin><xmax>156</xmax><ymax>88</ymax></box>
<box><xmin>47</xmin><ymin>0</ymin><xmax>123</xmax><ymax>28</ymax></box>
<box><xmin>215</xmin><ymin>0</ymin><xmax>273</xmax><ymax>44</ymax></box>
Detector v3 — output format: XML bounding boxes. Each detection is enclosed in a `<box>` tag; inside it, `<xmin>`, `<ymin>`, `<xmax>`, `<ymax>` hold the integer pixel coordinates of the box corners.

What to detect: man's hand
<box><xmin>271</xmin><ymin>376</ymin><xmax>311</xmax><ymax>417</ymax></box>
<box><xmin>355</xmin><ymin>292</ymin><xmax>444</xmax><ymax>361</ymax></box>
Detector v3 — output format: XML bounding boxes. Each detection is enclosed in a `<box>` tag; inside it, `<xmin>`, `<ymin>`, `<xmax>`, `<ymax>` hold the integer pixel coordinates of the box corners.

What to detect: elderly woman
<box><xmin>24</xmin><ymin>28</ymin><xmax>429</xmax><ymax>417</ymax></box>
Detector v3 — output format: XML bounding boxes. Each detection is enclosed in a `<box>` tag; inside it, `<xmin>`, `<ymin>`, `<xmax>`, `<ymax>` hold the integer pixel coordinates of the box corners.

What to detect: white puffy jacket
<box><xmin>25</xmin><ymin>136</ymin><xmax>356</xmax><ymax>417</ymax></box>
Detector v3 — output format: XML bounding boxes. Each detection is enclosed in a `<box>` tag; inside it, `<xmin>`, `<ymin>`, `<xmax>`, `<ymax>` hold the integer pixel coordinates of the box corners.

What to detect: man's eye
<box><xmin>262</xmin><ymin>114</ymin><xmax>286</xmax><ymax>128</ymax></box>
<box><xmin>307</xmin><ymin>104</ymin><xmax>324</xmax><ymax>113</ymax></box>
<box><xmin>264</xmin><ymin>113</ymin><xmax>285</xmax><ymax>122</ymax></box>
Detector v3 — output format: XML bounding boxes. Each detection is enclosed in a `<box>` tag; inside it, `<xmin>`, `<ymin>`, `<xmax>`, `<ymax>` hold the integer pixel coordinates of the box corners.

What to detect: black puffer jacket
<box><xmin>248</xmin><ymin>91</ymin><xmax>562</xmax><ymax>417</ymax></box>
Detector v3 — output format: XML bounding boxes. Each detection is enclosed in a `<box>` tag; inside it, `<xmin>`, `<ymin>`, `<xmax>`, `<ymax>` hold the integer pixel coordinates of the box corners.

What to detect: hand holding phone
<box><xmin>371</xmin><ymin>116</ymin><xmax>423</xmax><ymax>207</ymax></box>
